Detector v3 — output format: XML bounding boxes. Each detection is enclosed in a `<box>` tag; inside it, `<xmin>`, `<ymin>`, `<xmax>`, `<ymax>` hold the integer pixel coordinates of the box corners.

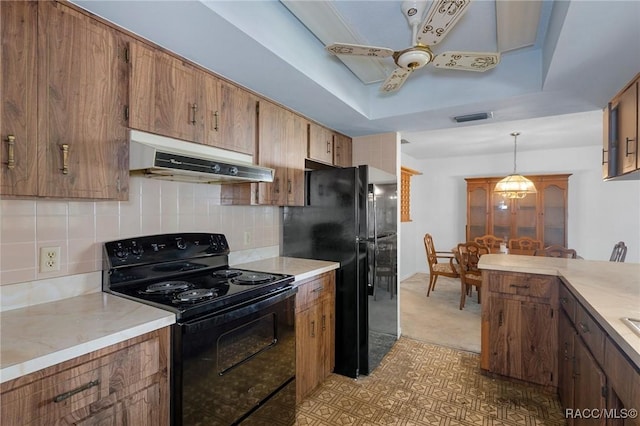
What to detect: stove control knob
<box><xmin>210</xmin><ymin>163</ymin><xmax>221</xmax><ymax>173</ymax></box>
<box><xmin>228</xmin><ymin>166</ymin><xmax>238</xmax><ymax>176</ymax></box>
<box><xmin>130</xmin><ymin>241</ymin><xmax>144</xmax><ymax>256</ymax></box>
<box><xmin>114</xmin><ymin>243</ymin><xmax>129</xmax><ymax>260</ymax></box>
<box><xmin>176</xmin><ymin>237</ymin><xmax>187</xmax><ymax>250</ymax></box>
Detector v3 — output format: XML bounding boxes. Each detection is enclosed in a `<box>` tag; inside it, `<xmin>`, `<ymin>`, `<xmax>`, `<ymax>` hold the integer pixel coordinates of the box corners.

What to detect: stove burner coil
<box><xmin>233</xmin><ymin>272</ymin><xmax>275</xmax><ymax>285</ymax></box>
<box><xmin>141</xmin><ymin>280</ymin><xmax>193</xmax><ymax>294</ymax></box>
<box><xmin>174</xmin><ymin>288</ymin><xmax>216</xmax><ymax>303</ymax></box>
<box><xmin>212</xmin><ymin>269</ymin><xmax>243</xmax><ymax>279</ymax></box>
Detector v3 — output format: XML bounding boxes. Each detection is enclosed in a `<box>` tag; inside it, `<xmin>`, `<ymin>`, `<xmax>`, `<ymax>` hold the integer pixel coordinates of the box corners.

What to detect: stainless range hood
<box><xmin>129</xmin><ymin>130</ymin><xmax>274</xmax><ymax>184</ymax></box>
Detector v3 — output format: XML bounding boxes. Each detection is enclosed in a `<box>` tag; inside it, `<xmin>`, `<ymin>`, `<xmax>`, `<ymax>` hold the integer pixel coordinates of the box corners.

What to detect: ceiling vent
<box><xmin>453</xmin><ymin>112</ymin><xmax>493</xmax><ymax>123</ymax></box>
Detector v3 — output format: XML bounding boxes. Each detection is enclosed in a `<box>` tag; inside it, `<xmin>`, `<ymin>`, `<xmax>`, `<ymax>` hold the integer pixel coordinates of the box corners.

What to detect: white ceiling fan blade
<box><xmin>326</xmin><ymin>43</ymin><xmax>395</xmax><ymax>58</ymax></box>
<box><xmin>432</xmin><ymin>51</ymin><xmax>500</xmax><ymax>71</ymax></box>
<box><xmin>417</xmin><ymin>0</ymin><xmax>472</xmax><ymax>46</ymax></box>
<box><xmin>380</xmin><ymin>67</ymin><xmax>413</xmax><ymax>93</ymax></box>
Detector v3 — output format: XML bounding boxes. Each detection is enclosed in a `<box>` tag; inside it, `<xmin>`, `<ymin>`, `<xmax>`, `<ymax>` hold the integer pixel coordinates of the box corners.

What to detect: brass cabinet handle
<box><xmin>498</xmin><ymin>310</ymin><xmax>504</xmax><ymax>326</ymax></box>
<box><xmin>322</xmin><ymin>314</ymin><xmax>326</xmax><ymax>331</ymax></box>
<box><xmin>287</xmin><ymin>179</ymin><xmax>292</xmax><ymax>194</ymax></box>
<box><xmin>53</xmin><ymin>379</ymin><xmax>100</xmax><ymax>403</ymax></box>
<box><xmin>326</xmin><ymin>141</ymin><xmax>331</xmax><ymax>154</ymax></box>
<box><xmin>213</xmin><ymin>111</ymin><xmax>219</xmax><ymax>131</ymax></box>
<box><xmin>509</xmin><ymin>284</ymin><xmax>530</xmax><ymax>289</ymax></box>
<box><xmin>311</xmin><ymin>285</ymin><xmax>324</xmax><ymax>293</ymax></box>
<box><xmin>311</xmin><ymin>320</ymin><xmax>315</xmax><ymax>338</ymax></box>
<box><xmin>602</xmin><ymin>148</ymin><xmax>608</xmax><ymax>165</ymax></box>
<box><xmin>191</xmin><ymin>103</ymin><xmax>198</xmax><ymax>125</ymax></box>
<box><xmin>60</xmin><ymin>144</ymin><xmax>69</xmax><ymax>174</ymax></box>
<box><xmin>6</xmin><ymin>135</ymin><xmax>16</xmax><ymax>169</ymax></box>
<box><xmin>274</xmin><ymin>177</ymin><xmax>280</xmax><ymax>194</ymax></box>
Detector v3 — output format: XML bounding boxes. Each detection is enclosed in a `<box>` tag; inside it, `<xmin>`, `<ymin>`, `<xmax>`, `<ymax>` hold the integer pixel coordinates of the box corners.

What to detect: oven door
<box><xmin>173</xmin><ymin>287</ymin><xmax>297</xmax><ymax>426</ymax></box>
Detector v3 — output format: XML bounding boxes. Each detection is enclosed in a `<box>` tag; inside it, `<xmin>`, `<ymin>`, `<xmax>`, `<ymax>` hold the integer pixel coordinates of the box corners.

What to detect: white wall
<box><xmin>401</xmin><ymin>145</ymin><xmax>640</xmax><ymax>279</ymax></box>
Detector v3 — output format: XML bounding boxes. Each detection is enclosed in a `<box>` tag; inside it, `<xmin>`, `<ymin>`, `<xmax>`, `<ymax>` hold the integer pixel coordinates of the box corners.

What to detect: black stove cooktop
<box><xmin>102</xmin><ymin>233</ymin><xmax>294</xmax><ymax>321</ymax></box>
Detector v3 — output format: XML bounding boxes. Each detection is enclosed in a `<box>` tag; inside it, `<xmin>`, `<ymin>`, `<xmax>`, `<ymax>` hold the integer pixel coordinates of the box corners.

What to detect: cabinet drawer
<box><xmin>604</xmin><ymin>337</ymin><xmax>640</xmax><ymax>413</ymax></box>
<box><xmin>295</xmin><ymin>273</ymin><xmax>335</xmax><ymax>313</ymax></box>
<box><xmin>575</xmin><ymin>303</ymin><xmax>606</xmax><ymax>366</ymax></box>
<box><xmin>558</xmin><ymin>284</ymin><xmax>576</xmax><ymax>323</ymax></box>
<box><xmin>1</xmin><ymin>337</ymin><xmax>159</xmax><ymax>425</ymax></box>
<box><xmin>488</xmin><ymin>271</ymin><xmax>555</xmax><ymax>300</ymax></box>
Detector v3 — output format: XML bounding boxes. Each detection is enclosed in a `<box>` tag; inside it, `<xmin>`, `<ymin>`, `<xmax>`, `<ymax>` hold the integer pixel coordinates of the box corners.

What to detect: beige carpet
<box><xmin>400</xmin><ymin>273</ymin><xmax>481</xmax><ymax>353</ymax></box>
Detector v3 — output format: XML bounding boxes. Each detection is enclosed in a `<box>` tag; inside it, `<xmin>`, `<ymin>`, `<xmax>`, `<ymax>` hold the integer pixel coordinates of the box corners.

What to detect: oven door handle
<box><xmin>182</xmin><ymin>286</ymin><xmax>297</xmax><ymax>334</ymax></box>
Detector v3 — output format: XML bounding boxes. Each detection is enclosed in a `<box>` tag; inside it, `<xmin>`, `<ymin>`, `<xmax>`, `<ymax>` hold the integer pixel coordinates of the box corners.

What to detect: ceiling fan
<box><xmin>325</xmin><ymin>0</ymin><xmax>500</xmax><ymax>94</ymax></box>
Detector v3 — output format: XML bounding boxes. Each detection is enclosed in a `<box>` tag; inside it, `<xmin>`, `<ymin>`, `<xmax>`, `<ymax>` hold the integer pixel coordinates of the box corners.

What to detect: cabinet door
<box><xmin>285</xmin><ymin>113</ymin><xmax>306</xmax><ymax>206</ymax></box>
<box><xmin>558</xmin><ymin>311</ymin><xmax>576</xmax><ymax>424</ymax></box>
<box><xmin>466</xmin><ymin>182</ymin><xmax>489</xmax><ymax>241</ymax></box>
<box><xmin>308</xmin><ymin>122</ymin><xmax>333</xmax><ymax>163</ymax></box>
<box><xmin>616</xmin><ymin>80</ymin><xmax>638</xmax><ymax>174</ymax></box>
<box><xmin>128</xmin><ymin>40</ymin><xmax>156</xmax><ymax>135</ymax></box>
<box><xmin>257</xmin><ymin>100</ymin><xmax>287</xmax><ymax>205</ymax></box>
<box><xmin>154</xmin><ymin>53</ymin><xmax>197</xmax><ymax>142</ymax></box>
<box><xmin>38</xmin><ymin>1</ymin><xmax>128</xmax><ymax>199</ymax></box>
<box><xmin>540</xmin><ymin>180</ymin><xmax>568</xmax><ymax>247</ymax></box>
<box><xmin>219</xmin><ymin>80</ymin><xmax>256</xmax><ymax>155</ymax></box>
<box><xmin>574</xmin><ymin>337</ymin><xmax>607</xmax><ymax>426</ymax></box>
<box><xmin>1</xmin><ymin>1</ymin><xmax>38</xmax><ymax>196</ymax></box>
<box><xmin>199</xmin><ymin>70</ymin><xmax>221</xmax><ymax>147</ymax></box>
<box><xmin>295</xmin><ymin>304</ymin><xmax>322</xmax><ymax>402</ymax></box>
<box><xmin>321</xmin><ymin>290</ymin><xmax>336</xmax><ymax>377</ymax></box>
<box><xmin>488</xmin><ymin>297</ymin><xmax>556</xmax><ymax>386</ymax></box>
<box><xmin>490</xmin><ymin>191</ymin><xmax>512</xmax><ymax>241</ymax></box>
<box><xmin>513</xmin><ymin>192</ymin><xmax>538</xmax><ymax>240</ymax></box>
<box><xmin>333</xmin><ymin>133</ymin><xmax>352</xmax><ymax>167</ymax></box>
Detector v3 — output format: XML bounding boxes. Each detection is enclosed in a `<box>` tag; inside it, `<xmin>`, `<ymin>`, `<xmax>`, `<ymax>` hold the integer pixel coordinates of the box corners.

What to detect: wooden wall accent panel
<box><xmin>400</xmin><ymin>166</ymin><xmax>421</xmax><ymax>222</ymax></box>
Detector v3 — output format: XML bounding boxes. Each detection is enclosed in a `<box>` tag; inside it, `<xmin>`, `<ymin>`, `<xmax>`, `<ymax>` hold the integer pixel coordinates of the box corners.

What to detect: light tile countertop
<box><xmin>0</xmin><ymin>293</ymin><xmax>175</xmax><ymax>384</ymax></box>
<box><xmin>232</xmin><ymin>256</ymin><xmax>340</xmax><ymax>283</ymax></box>
<box><xmin>479</xmin><ymin>254</ymin><xmax>640</xmax><ymax>368</ymax></box>
<box><xmin>0</xmin><ymin>256</ymin><xmax>338</xmax><ymax>385</ymax></box>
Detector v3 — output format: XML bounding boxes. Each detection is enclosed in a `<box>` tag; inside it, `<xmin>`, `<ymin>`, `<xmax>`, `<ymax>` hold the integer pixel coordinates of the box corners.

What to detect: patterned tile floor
<box><xmin>295</xmin><ymin>337</ymin><xmax>566</xmax><ymax>425</ymax></box>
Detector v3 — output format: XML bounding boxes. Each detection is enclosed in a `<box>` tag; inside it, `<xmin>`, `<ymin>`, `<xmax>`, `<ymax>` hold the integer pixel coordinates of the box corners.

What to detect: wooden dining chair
<box><xmin>423</xmin><ymin>234</ymin><xmax>459</xmax><ymax>297</ymax></box>
<box><xmin>473</xmin><ymin>234</ymin><xmax>504</xmax><ymax>251</ymax></box>
<box><xmin>456</xmin><ymin>242</ymin><xmax>489</xmax><ymax>310</ymax></box>
<box><xmin>508</xmin><ymin>237</ymin><xmax>542</xmax><ymax>254</ymax></box>
<box><xmin>534</xmin><ymin>245</ymin><xmax>578</xmax><ymax>259</ymax></box>
<box><xmin>609</xmin><ymin>241</ymin><xmax>627</xmax><ymax>262</ymax></box>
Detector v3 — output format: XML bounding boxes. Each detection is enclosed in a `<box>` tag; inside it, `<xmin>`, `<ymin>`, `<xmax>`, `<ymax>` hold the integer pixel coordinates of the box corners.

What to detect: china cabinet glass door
<box><xmin>542</xmin><ymin>184</ymin><xmax>566</xmax><ymax>246</ymax></box>
<box><xmin>467</xmin><ymin>186</ymin><xmax>488</xmax><ymax>241</ymax></box>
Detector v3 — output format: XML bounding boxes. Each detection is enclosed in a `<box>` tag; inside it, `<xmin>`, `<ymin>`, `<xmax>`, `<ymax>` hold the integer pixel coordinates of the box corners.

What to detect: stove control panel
<box><xmin>104</xmin><ymin>233</ymin><xmax>229</xmax><ymax>266</ymax></box>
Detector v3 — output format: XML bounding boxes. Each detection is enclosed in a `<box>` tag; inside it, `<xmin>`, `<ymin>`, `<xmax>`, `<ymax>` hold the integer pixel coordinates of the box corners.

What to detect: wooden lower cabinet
<box><xmin>0</xmin><ymin>328</ymin><xmax>169</xmax><ymax>426</ymax></box>
<box><xmin>295</xmin><ymin>271</ymin><xmax>335</xmax><ymax>403</ymax></box>
<box><xmin>481</xmin><ymin>270</ymin><xmax>559</xmax><ymax>387</ymax></box>
<box><xmin>559</xmin><ymin>282</ymin><xmax>640</xmax><ymax>426</ymax></box>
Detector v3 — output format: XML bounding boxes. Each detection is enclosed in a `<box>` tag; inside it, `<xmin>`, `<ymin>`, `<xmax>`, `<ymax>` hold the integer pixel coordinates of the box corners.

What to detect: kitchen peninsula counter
<box><xmin>0</xmin><ymin>292</ymin><xmax>175</xmax><ymax>384</ymax></box>
<box><xmin>233</xmin><ymin>256</ymin><xmax>340</xmax><ymax>283</ymax></box>
<box><xmin>478</xmin><ymin>254</ymin><xmax>640</xmax><ymax>368</ymax></box>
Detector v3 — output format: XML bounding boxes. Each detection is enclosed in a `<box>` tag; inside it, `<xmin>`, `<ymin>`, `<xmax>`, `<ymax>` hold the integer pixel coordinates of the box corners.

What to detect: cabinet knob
<box><xmin>60</xmin><ymin>144</ymin><xmax>69</xmax><ymax>175</ymax></box>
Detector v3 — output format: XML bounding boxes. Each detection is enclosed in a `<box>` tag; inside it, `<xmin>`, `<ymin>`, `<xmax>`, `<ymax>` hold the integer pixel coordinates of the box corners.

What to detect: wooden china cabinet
<box><xmin>465</xmin><ymin>174</ymin><xmax>571</xmax><ymax>247</ymax></box>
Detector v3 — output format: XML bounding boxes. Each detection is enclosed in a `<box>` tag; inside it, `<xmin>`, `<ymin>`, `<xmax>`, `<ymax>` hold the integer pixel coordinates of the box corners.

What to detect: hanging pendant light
<box><xmin>494</xmin><ymin>132</ymin><xmax>536</xmax><ymax>199</ymax></box>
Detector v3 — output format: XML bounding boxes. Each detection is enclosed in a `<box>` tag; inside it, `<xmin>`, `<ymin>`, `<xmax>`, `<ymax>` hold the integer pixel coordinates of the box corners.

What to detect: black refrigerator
<box><xmin>282</xmin><ymin>165</ymin><xmax>398</xmax><ymax>378</ymax></box>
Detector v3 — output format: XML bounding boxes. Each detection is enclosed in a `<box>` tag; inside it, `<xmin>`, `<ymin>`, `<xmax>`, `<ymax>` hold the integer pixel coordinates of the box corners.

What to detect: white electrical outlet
<box><xmin>244</xmin><ymin>231</ymin><xmax>252</xmax><ymax>245</ymax></box>
<box><xmin>40</xmin><ymin>246</ymin><xmax>61</xmax><ymax>272</ymax></box>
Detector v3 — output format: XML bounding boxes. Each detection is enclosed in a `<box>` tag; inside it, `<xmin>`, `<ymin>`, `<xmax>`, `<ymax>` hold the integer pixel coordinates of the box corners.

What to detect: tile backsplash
<box><xmin>0</xmin><ymin>177</ymin><xmax>281</xmax><ymax>288</ymax></box>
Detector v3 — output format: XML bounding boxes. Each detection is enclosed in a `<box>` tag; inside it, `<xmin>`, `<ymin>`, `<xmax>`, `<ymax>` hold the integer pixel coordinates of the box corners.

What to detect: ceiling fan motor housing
<box><xmin>394</xmin><ymin>46</ymin><xmax>434</xmax><ymax>70</ymax></box>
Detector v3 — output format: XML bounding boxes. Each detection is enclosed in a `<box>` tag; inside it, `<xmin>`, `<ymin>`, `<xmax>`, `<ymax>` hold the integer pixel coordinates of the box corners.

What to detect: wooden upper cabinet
<box><xmin>218</xmin><ymin>80</ymin><xmax>257</xmax><ymax>156</ymax></box>
<box><xmin>256</xmin><ymin>100</ymin><xmax>305</xmax><ymax>206</ymax></box>
<box><xmin>603</xmin><ymin>73</ymin><xmax>640</xmax><ymax>179</ymax></box>
<box><xmin>1</xmin><ymin>1</ymin><xmax>128</xmax><ymax>199</ymax></box>
<box><xmin>308</xmin><ymin>122</ymin><xmax>333</xmax><ymax>164</ymax></box>
<box><xmin>37</xmin><ymin>1</ymin><xmax>129</xmax><ymax>199</ymax></box>
<box><xmin>466</xmin><ymin>174</ymin><xmax>570</xmax><ymax>247</ymax></box>
<box><xmin>1</xmin><ymin>1</ymin><xmax>38</xmax><ymax>196</ymax></box>
<box><xmin>333</xmin><ymin>133</ymin><xmax>352</xmax><ymax>167</ymax></box>
<box><xmin>615</xmin><ymin>78</ymin><xmax>638</xmax><ymax>174</ymax></box>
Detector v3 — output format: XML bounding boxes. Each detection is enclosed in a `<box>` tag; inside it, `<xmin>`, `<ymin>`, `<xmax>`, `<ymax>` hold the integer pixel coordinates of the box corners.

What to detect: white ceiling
<box><xmin>72</xmin><ymin>0</ymin><xmax>640</xmax><ymax>159</ymax></box>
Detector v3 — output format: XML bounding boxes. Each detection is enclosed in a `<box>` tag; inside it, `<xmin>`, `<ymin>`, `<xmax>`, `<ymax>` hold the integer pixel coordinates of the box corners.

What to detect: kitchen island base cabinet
<box><xmin>295</xmin><ymin>271</ymin><xmax>335</xmax><ymax>403</ymax></box>
<box><xmin>481</xmin><ymin>270</ymin><xmax>559</xmax><ymax>388</ymax></box>
<box><xmin>0</xmin><ymin>328</ymin><xmax>169</xmax><ymax>426</ymax></box>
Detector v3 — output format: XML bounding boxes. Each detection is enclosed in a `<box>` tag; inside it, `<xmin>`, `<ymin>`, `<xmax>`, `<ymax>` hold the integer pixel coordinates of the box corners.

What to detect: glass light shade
<box><xmin>494</xmin><ymin>174</ymin><xmax>537</xmax><ymax>199</ymax></box>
